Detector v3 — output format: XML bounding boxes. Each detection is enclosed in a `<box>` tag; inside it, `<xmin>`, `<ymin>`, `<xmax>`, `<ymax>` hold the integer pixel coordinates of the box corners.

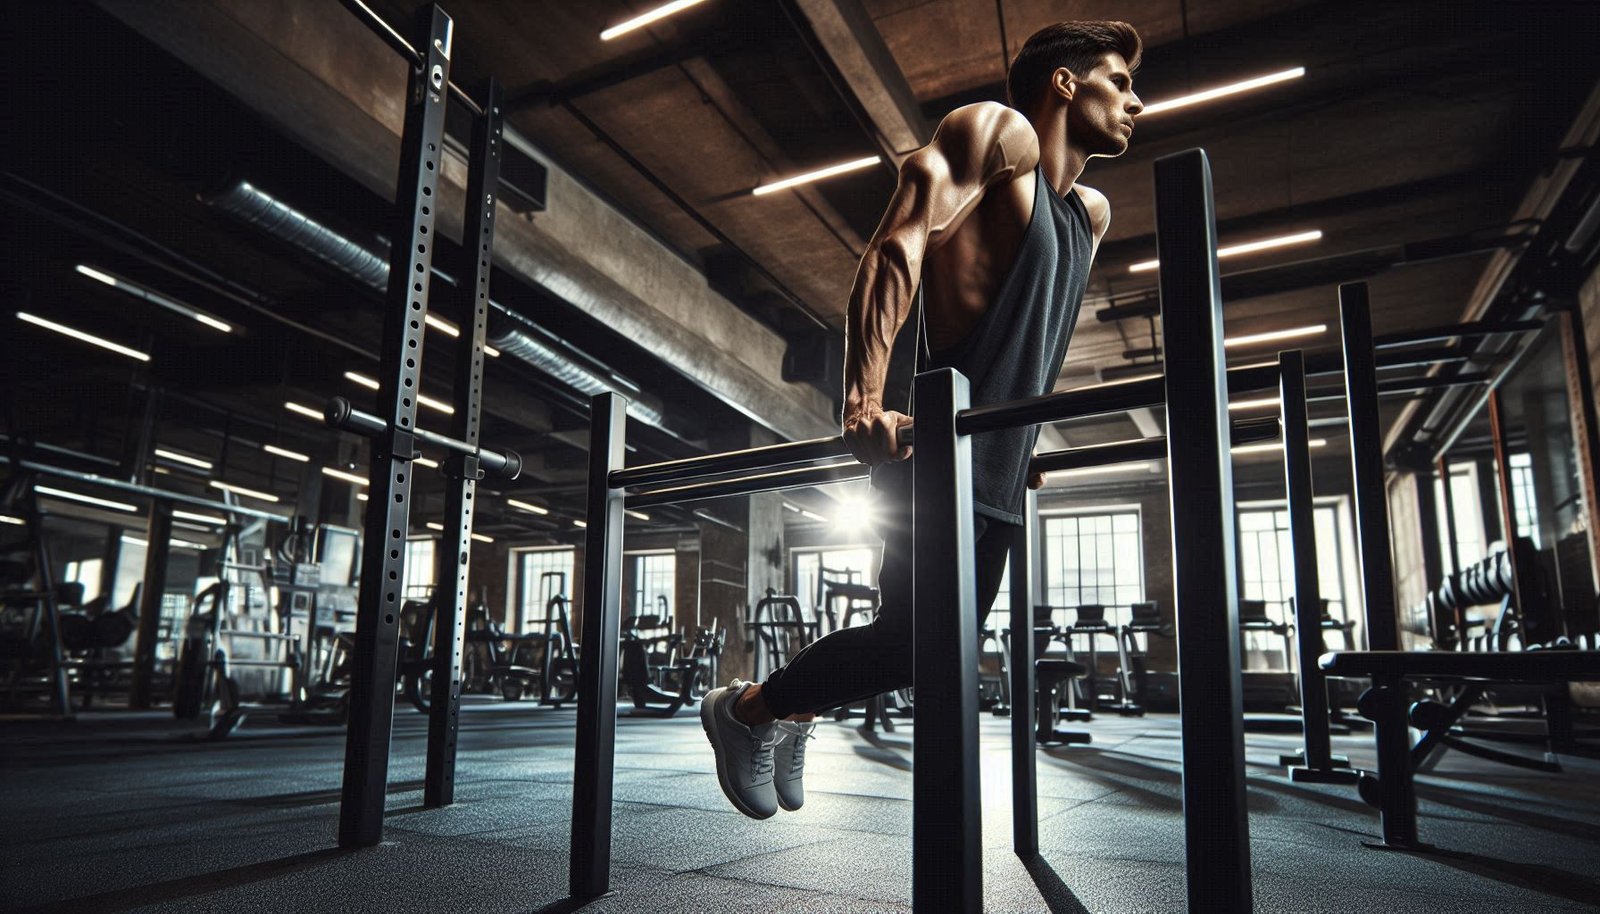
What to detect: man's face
<box><xmin>1063</xmin><ymin>52</ymin><xmax>1143</xmax><ymax>157</ymax></box>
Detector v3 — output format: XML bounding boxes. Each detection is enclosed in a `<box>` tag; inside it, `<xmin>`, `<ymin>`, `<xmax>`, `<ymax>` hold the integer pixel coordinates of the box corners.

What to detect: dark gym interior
<box><xmin>4</xmin><ymin>2</ymin><xmax>1599</xmax><ymax>912</ymax></box>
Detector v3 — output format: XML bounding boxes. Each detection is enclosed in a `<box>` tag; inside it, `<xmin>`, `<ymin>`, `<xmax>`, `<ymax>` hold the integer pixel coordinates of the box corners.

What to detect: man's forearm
<box><xmin>842</xmin><ymin>240</ymin><xmax>919</xmax><ymax>416</ymax></box>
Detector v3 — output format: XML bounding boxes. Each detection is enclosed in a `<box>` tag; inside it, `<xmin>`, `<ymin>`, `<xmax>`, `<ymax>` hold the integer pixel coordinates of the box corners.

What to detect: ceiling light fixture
<box><xmin>1232</xmin><ymin>437</ymin><xmax>1328</xmax><ymax>456</ymax></box>
<box><xmin>1139</xmin><ymin>66</ymin><xmax>1306</xmax><ymax>116</ymax></box>
<box><xmin>74</xmin><ymin>264</ymin><xmax>233</xmax><ymax>333</ymax></box>
<box><xmin>0</xmin><ymin>515</ymin><xmax>25</xmax><ymax>526</ymax></box>
<box><xmin>1128</xmin><ymin>230</ymin><xmax>1323</xmax><ymax>273</ymax></box>
<box><xmin>34</xmin><ymin>485</ymin><xmax>138</xmax><ymax>513</ymax></box>
<box><xmin>263</xmin><ymin>444</ymin><xmax>311</xmax><ymax>463</ymax></box>
<box><xmin>285</xmin><ymin>401</ymin><xmax>323</xmax><ymax>420</ymax></box>
<box><xmin>1228</xmin><ymin>396</ymin><xmax>1282</xmax><ymax>411</ymax></box>
<box><xmin>573</xmin><ymin>520</ymin><xmax>588</xmax><ymax>529</ymax></box>
<box><xmin>1059</xmin><ymin>462</ymin><xmax>1154</xmax><ymax>478</ymax></box>
<box><xmin>799</xmin><ymin>509</ymin><xmax>829</xmax><ymax>523</ymax></box>
<box><xmin>424</xmin><ymin>314</ymin><xmax>501</xmax><ymax>357</ymax></box>
<box><xmin>173</xmin><ymin>510</ymin><xmax>227</xmax><ymax>526</ymax></box>
<box><xmin>208</xmin><ymin>480</ymin><xmax>281</xmax><ymax>503</ymax></box>
<box><xmin>508</xmin><ymin>498</ymin><xmax>550</xmax><ymax>516</ymax></box>
<box><xmin>321</xmin><ymin>467</ymin><xmax>368</xmax><ymax>486</ymax></box>
<box><xmin>625</xmin><ymin>510</ymin><xmax>650</xmax><ymax>521</ymax></box>
<box><xmin>356</xmin><ymin>492</ymin><xmax>369</xmax><ymax>502</ymax></box>
<box><xmin>153</xmin><ymin>447</ymin><xmax>213</xmax><ymax>470</ymax></box>
<box><xmin>345</xmin><ymin>371</ymin><xmax>455</xmax><ymax>415</ymax></box>
<box><xmin>415</xmin><ymin>456</ymin><xmax>440</xmax><ymax>469</ymax></box>
<box><xmin>753</xmin><ymin>156</ymin><xmax>881</xmax><ymax>196</ymax></box>
<box><xmin>600</xmin><ymin>0</ymin><xmax>710</xmax><ymax>41</ymax></box>
<box><xmin>1224</xmin><ymin>324</ymin><xmax>1328</xmax><ymax>349</ymax></box>
<box><xmin>16</xmin><ymin>312</ymin><xmax>150</xmax><ymax>362</ymax></box>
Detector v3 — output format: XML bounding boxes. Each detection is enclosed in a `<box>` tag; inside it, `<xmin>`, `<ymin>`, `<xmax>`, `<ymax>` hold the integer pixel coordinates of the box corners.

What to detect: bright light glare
<box><xmin>753</xmin><ymin>156</ymin><xmax>881</xmax><ymax>196</ymax></box>
<box><xmin>1140</xmin><ymin>67</ymin><xmax>1305</xmax><ymax>116</ymax></box>
<box><xmin>1224</xmin><ymin>324</ymin><xmax>1328</xmax><ymax>349</ymax></box>
<box><xmin>1058</xmin><ymin>462</ymin><xmax>1153</xmax><ymax>478</ymax></box>
<box><xmin>321</xmin><ymin>467</ymin><xmax>368</xmax><ymax>486</ymax></box>
<box><xmin>0</xmin><ymin>515</ymin><xmax>25</xmax><ymax>526</ymax></box>
<box><xmin>424</xmin><ymin>314</ymin><xmax>500</xmax><ymax>357</ymax></box>
<box><xmin>346</xmin><ymin>371</ymin><xmax>453</xmax><ymax>414</ymax></box>
<box><xmin>1129</xmin><ymin>230</ymin><xmax>1323</xmax><ymax>273</ymax></box>
<box><xmin>34</xmin><ymin>485</ymin><xmax>137</xmax><ymax>512</ymax></box>
<box><xmin>344</xmin><ymin>371</ymin><xmax>380</xmax><ymax>390</ymax></box>
<box><xmin>154</xmin><ymin>447</ymin><xmax>212</xmax><ymax>470</ymax></box>
<box><xmin>833</xmin><ymin>495</ymin><xmax>873</xmax><ymax>530</ymax></box>
<box><xmin>1232</xmin><ymin>438</ymin><xmax>1328</xmax><ymax>455</ymax></box>
<box><xmin>16</xmin><ymin>312</ymin><xmax>150</xmax><ymax>362</ymax></box>
<box><xmin>625</xmin><ymin>510</ymin><xmax>651</xmax><ymax>522</ymax></box>
<box><xmin>415</xmin><ymin>456</ymin><xmax>440</xmax><ymax>469</ymax></box>
<box><xmin>600</xmin><ymin>0</ymin><xmax>710</xmax><ymax>40</ymax></box>
<box><xmin>263</xmin><ymin>444</ymin><xmax>311</xmax><ymax>462</ymax></box>
<box><xmin>573</xmin><ymin>520</ymin><xmax>588</xmax><ymax>529</ymax></box>
<box><xmin>74</xmin><ymin>264</ymin><xmax>233</xmax><ymax>333</ymax></box>
<box><xmin>508</xmin><ymin>498</ymin><xmax>549</xmax><ymax>516</ymax></box>
<box><xmin>209</xmin><ymin>480</ymin><xmax>281</xmax><ymax>503</ymax></box>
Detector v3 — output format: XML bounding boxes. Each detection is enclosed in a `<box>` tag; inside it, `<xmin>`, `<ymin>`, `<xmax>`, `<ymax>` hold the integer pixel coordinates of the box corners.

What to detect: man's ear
<box><xmin>1051</xmin><ymin>67</ymin><xmax>1077</xmax><ymax>101</ymax></box>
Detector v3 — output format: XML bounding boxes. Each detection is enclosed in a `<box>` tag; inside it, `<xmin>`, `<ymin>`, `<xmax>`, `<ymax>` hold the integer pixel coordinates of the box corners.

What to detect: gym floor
<box><xmin>3</xmin><ymin>704</ymin><xmax>1597</xmax><ymax>913</ymax></box>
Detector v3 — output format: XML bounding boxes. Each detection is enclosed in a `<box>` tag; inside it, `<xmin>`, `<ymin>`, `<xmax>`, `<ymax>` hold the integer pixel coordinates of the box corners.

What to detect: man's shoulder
<box><xmin>1071</xmin><ymin>184</ymin><xmax>1112</xmax><ymax>237</ymax></box>
<box><xmin>931</xmin><ymin>103</ymin><xmax>1040</xmax><ymax>171</ymax></box>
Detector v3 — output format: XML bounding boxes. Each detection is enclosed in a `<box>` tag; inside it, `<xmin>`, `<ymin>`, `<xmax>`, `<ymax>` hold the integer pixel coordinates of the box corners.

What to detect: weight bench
<box><xmin>1319</xmin><ymin>649</ymin><xmax>1600</xmax><ymax>849</ymax></box>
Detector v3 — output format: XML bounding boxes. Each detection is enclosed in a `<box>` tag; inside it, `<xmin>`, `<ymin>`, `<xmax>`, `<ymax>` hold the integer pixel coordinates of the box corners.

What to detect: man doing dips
<box><xmin>702</xmin><ymin>21</ymin><xmax>1143</xmax><ymax>819</ymax></box>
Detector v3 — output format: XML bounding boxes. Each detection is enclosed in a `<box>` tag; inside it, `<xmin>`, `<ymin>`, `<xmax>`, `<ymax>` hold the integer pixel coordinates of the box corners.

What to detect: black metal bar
<box><xmin>1010</xmin><ymin>488</ymin><xmax>1038</xmax><ymax>856</ymax></box>
<box><xmin>1415</xmin><ymin>465</ymin><xmax>1444</xmax><ymax>595</ymax></box>
<box><xmin>337</xmin><ymin>4</ymin><xmax>452</xmax><ymax>850</ymax></box>
<box><xmin>324</xmin><ymin>397</ymin><xmax>522</xmax><ymax>479</ymax></box>
<box><xmin>424</xmin><ymin>78</ymin><xmax>504</xmax><ymax>809</ymax></box>
<box><xmin>958</xmin><ymin>376</ymin><xmax>1164</xmax><ymax>436</ymax></box>
<box><xmin>1373</xmin><ymin>319</ymin><xmax>1543</xmax><ymax>349</ymax></box>
<box><xmin>1279</xmin><ymin>351</ymin><xmax>1349</xmax><ymax>781</ymax></box>
<box><xmin>129</xmin><ymin>501</ymin><xmax>173</xmax><ymax>709</ymax></box>
<box><xmin>1437</xmin><ymin>455</ymin><xmax>1460</xmax><ymax>579</ymax></box>
<box><xmin>1155</xmin><ymin>148</ymin><xmax>1253</xmax><ymax>913</ymax></box>
<box><xmin>911</xmin><ymin>368</ymin><xmax>981</xmax><ymax>912</ymax></box>
<box><xmin>1340</xmin><ymin>283</ymin><xmax>1399</xmax><ymax>652</ymax></box>
<box><xmin>25</xmin><ymin>486</ymin><xmax>74</xmax><ymax>720</ymax></box>
<box><xmin>624</xmin><ymin>461</ymin><xmax>867</xmax><ymax>509</ymax></box>
<box><xmin>0</xmin><ymin>457</ymin><xmax>286</xmax><ymax>522</ymax></box>
<box><xmin>336</xmin><ymin>0</ymin><xmax>485</xmax><ymax>118</ymax></box>
<box><xmin>1368</xmin><ymin>347</ymin><xmax>1473</xmax><ymax>373</ymax></box>
<box><xmin>1027</xmin><ymin>416</ymin><xmax>1281</xmax><ymax>475</ymax></box>
<box><xmin>1486</xmin><ymin>390</ymin><xmax>1525</xmax><ymax>617</ymax></box>
<box><xmin>571</xmin><ymin>392</ymin><xmax>627</xmax><ymax>902</ymax></box>
<box><xmin>611</xmin><ymin>436</ymin><xmax>849</xmax><ymax>489</ymax></box>
<box><xmin>1561</xmin><ymin>309</ymin><xmax>1600</xmax><ymax>564</ymax></box>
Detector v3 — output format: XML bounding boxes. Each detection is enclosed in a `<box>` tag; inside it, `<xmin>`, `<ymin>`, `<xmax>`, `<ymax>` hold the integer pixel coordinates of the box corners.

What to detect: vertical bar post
<box><xmin>338</xmin><ymin>3</ymin><xmax>452</xmax><ymax>849</ymax></box>
<box><xmin>1010</xmin><ymin>487</ymin><xmax>1038</xmax><ymax>855</ymax></box>
<box><xmin>911</xmin><ymin>367</ymin><xmax>980</xmax><ymax>913</ymax></box>
<box><xmin>425</xmin><ymin>78</ymin><xmax>504</xmax><ymax>807</ymax></box>
<box><xmin>1559</xmin><ymin>307</ymin><xmax>1600</xmax><ymax>583</ymax></box>
<box><xmin>1486</xmin><ymin>391</ymin><xmax>1525</xmax><ymax>620</ymax></box>
<box><xmin>1339</xmin><ymin>283</ymin><xmax>1399</xmax><ymax>652</ymax></box>
<box><xmin>1153</xmin><ymin>148</ymin><xmax>1253</xmax><ymax>914</ymax></box>
<box><xmin>1415</xmin><ymin>468</ymin><xmax>1444</xmax><ymax>594</ymax></box>
<box><xmin>1279</xmin><ymin>351</ymin><xmax>1352</xmax><ymax>781</ymax></box>
<box><xmin>130</xmin><ymin>501</ymin><xmax>173</xmax><ymax>708</ymax></box>
<box><xmin>570</xmin><ymin>392</ymin><xmax>627</xmax><ymax>902</ymax></box>
<box><xmin>1436</xmin><ymin>455</ymin><xmax>1463</xmax><ymax>638</ymax></box>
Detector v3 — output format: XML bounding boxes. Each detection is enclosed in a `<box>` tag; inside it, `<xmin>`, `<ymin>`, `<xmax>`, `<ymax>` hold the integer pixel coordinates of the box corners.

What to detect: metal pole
<box><xmin>1487</xmin><ymin>390</ymin><xmax>1525</xmax><ymax>618</ymax></box>
<box><xmin>1154</xmin><ymin>148</ymin><xmax>1253</xmax><ymax>913</ymax></box>
<box><xmin>911</xmin><ymin>367</ymin><xmax>980</xmax><ymax>912</ymax></box>
<box><xmin>1339</xmin><ymin>283</ymin><xmax>1399</xmax><ymax>652</ymax></box>
<box><xmin>1279</xmin><ymin>351</ymin><xmax>1354</xmax><ymax>782</ymax></box>
<box><xmin>337</xmin><ymin>3</ymin><xmax>452</xmax><ymax>849</ymax></box>
<box><xmin>1437</xmin><ymin>456</ymin><xmax>1460</xmax><ymax>578</ymax></box>
<box><xmin>571</xmin><ymin>392</ymin><xmax>627</xmax><ymax>902</ymax></box>
<box><xmin>1010</xmin><ymin>488</ymin><xmax>1038</xmax><ymax>856</ymax></box>
<box><xmin>1414</xmin><ymin>468</ymin><xmax>1444</xmax><ymax>595</ymax></box>
<box><xmin>129</xmin><ymin>500</ymin><xmax>173</xmax><ymax>709</ymax></box>
<box><xmin>425</xmin><ymin>78</ymin><xmax>505</xmax><ymax>808</ymax></box>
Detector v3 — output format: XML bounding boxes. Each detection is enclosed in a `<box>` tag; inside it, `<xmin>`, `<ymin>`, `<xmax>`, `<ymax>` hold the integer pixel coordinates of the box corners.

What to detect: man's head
<box><xmin>1007</xmin><ymin>21</ymin><xmax>1144</xmax><ymax>156</ymax></box>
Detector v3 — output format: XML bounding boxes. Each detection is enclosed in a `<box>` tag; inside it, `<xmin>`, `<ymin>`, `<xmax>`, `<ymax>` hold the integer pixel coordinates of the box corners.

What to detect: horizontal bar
<box><xmin>625</xmin><ymin>461</ymin><xmax>867</xmax><ymax>509</ymax></box>
<box><xmin>337</xmin><ymin>0</ymin><xmax>486</xmax><ymax>118</ymax></box>
<box><xmin>323</xmin><ymin>397</ymin><xmax>522</xmax><ymax>480</ymax></box>
<box><xmin>1306</xmin><ymin>373</ymin><xmax>1491</xmax><ymax>403</ymax></box>
<box><xmin>1028</xmin><ymin>416</ymin><xmax>1281</xmax><ymax>474</ymax></box>
<box><xmin>1373</xmin><ymin>319</ymin><xmax>1543</xmax><ymax>350</ymax></box>
<box><xmin>0</xmin><ymin>456</ymin><xmax>288</xmax><ymax>522</ymax></box>
<box><xmin>611</xmin><ymin>435</ymin><xmax>849</xmax><ymax>490</ymax></box>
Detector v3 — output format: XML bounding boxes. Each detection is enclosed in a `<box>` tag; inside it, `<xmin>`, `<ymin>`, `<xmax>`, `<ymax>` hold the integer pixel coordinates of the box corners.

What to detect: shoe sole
<box><xmin>700</xmin><ymin>692</ymin><xmax>776</xmax><ymax>820</ymax></box>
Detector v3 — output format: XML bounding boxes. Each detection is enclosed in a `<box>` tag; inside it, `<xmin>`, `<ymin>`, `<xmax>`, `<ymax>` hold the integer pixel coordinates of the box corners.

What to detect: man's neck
<box><xmin>1026</xmin><ymin>107</ymin><xmax>1090</xmax><ymax>196</ymax></box>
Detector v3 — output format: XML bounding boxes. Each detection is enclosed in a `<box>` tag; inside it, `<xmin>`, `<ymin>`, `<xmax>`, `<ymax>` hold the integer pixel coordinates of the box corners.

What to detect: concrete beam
<box><xmin>100</xmin><ymin>0</ymin><xmax>837</xmax><ymax>442</ymax></box>
<box><xmin>790</xmin><ymin>0</ymin><xmax>930</xmax><ymax>163</ymax></box>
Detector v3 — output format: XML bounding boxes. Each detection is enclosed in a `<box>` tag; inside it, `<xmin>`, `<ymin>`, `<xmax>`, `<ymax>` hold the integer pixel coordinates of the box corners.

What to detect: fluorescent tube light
<box><xmin>423</xmin><ymin>314</ymin><xmax>501</xmax><ymax>357</ymax></box>
<box><xmin>1059</xmin><ymin>462</ymin><xmax>1153</xmax><ymax>478</ymax></box>
<box><xmin>1140</xmin><ymin>67</ymin><xmax>1305</xmax><ymax>116</ymax></box>
<box><xmin>356</xmin><ymin>492</ymin><xmax>369</xmax><ymax>502</ymax></box>
<box><xmin>35</xmin><ymin>485</ymin><xmax>137</xmax><ymax>512</ymax></box>
<box><xmin>285</xmin><ymin>401</ymin><xmax>323</xmax><ymax>420</ymax></box>
<box><xmin>1232</xmin><ymin>438</ymin><xmax>1328</xmax><ymax>455</ymax></box>
<box><xmin>471</xmin><ymin>532</ymin><xmax>494</xmax><ymax>544</ymax></box>
<box><xmin>208</xmin><ymin>480</ymin><xmax>281</xmax><ymax>503</ymax></box>
<box><xmin>321</xmin><ymin>467</ymin><xmax>368</xmax><ymax>486</ymax></box>
<box><xmin>753</xmin><ymin>156</ymin><xmax>881</xmax><ymax>196</ymax></box>
<box><xmin>800</xmin><ymin>510</ymin><xmax>829</xmax><ymax>523</ymax></box>
<box><xmin>154</xmin><ymin>447</ymin><xmax>212</xmax><ymax>470</ymax></box>
<box><xmin>173</xmin><ymin>510</ymin><xmax>227</xmax><ymax>526</ymax></box>
<box><xmin>1129</xmin><ymin>229</ymin><xmax>1323</xmax><ymax>273</ymax></box>
<box><xmin>1228</xmin><ymin>396</ymin><xmax>1282</xmax><ymax>411</ymax></box>
<box><xmin>16</xmin><ymin>312</ymin><xmax>150</xmax><ymax>362</ymax></box>
<box><xmin>625</xmin><ymin>510</ymin><xmax>650</xmax><ymax>521</ymax></box>
<box><xmin>415</xmin><ymin>456</ymin><xmax>440</xmax><ymax>469</ymax></box>
<box><xmin>507</xmin><ymin>498</ymin><xmax>549</xmax><ymax>516</ymax></box>
<box><xmin>346</xmin><ymin>371</ymin><xmax>453</xmax><ymax>414</ymax></box>
<box><xmin>601</xmin><ymin>0</ymin><xmax>709</xmax><ymax>40</ymax></box>
<box><xmin>344</xmin><ymin>371</ymin><xmax>380</xmax><ymax>390</ymax></box>
<box><xmin>426</xmin><ymin>522</ymin><xmax>444</xmax><ymax>531</ymax></box>
<box><xmin>1224</xmin><ymin>324</ymin><xmax>1328</xmax><ymax>349</ymax></box>
<box><xmin>263</xmin><ymin>444</ymin><xmax>310</xmax><ymax>462</ymax></box>
<box><xmin>74</xmin><ymin>264</ymin><xmax>233</xmax><ymax>333</ymax></box>
<box><xmin>573</xmin><ymin>520</ymin><xmax>588</xmax><ymax>529</ymax></box>
<box><xmin>0</xmin><ymin>515</ymin><xmax>25</xmax><ymax>526</ymax></box>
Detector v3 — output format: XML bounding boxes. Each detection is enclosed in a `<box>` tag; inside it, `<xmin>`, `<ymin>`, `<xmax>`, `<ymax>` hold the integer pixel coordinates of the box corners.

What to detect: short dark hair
<box><xmin>1006</xmin><ymin>21</ymin><xmax>1142</xmax><ymax>112</ymax></box>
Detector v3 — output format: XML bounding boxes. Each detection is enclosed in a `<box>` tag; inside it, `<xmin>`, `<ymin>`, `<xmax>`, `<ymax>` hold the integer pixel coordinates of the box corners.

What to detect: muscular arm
<box><xmin>841</xmin><ymin>103</ymin><xmax>1040</xmax><ymax>464</ymax></box>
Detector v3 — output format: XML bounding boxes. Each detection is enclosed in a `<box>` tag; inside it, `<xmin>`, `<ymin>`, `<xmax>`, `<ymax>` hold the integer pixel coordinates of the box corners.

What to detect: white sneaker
<box><xmin>700</xmin><ymin>681</ymin><xmax>780</xmax><ymax>820</ymax></box>
<box><xmin>773</xmin><ymin>720</ymin><xmax>816</xmax><ymax>811</ymax></box>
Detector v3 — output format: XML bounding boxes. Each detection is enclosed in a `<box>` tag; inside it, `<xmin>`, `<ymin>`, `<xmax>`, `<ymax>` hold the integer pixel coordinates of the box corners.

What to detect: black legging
<box><xmin>758</xmin><ymin>484</ymin><xmax>1015</xmax><ymax>720</ymax></box>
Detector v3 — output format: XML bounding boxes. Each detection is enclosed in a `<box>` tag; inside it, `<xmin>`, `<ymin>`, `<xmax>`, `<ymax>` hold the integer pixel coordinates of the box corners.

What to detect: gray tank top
<box><xmin>873</xmin><ymin>165</ymin><xmax>1093</xmax><ymax>525</ymax></box>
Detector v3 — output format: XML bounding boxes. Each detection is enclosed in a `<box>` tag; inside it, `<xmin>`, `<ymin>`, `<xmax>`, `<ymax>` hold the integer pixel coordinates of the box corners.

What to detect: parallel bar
<box><xmin>129</xmin><ymin>501</ymin><xmax>173</xmax><ymax>709</ymax></box>
<box><xmin>1010</xmin><ymin>489</ymin><xmax>1039</xmax><ymax>856</ymax></box>
<box><xmin>571</xmin><ymin>393</ymin><xmax>628</xmax><ymax>902</ymax></box>
<box><xmin>1339</xmin><ymin>283</ymin><xmax>1399</xmax><ymax>651</ymax></box>
<box><xmin>611</xmin><ymin>436</ymin><xmax>848</xmax><ymax>489</ymax></box>
<box><xmin>1373</xmin><ymin>319</ymin><xmax>1543</xmax><ymax>349</ymax></box>
<box><xmin>1304</xmin><ymin>373</ymin><xmax>1493</xmax><ymax>402</ymax></box>
<box><xmin>625</xmin><ymin>461</ymin><xmax>866</xmax><ymax>509</ymax></box>
<box><xmin>324</xmin><ymin>397</ymin><xmax>522</xmax><ymax>479</ymax></box>
<box><xmin>336</xmin><ymin>0</ymin><xmax>485</xmax><ymax>117</ymax></box>
<box><xmin>911</xmin><ymin>368</ymin><xmax>981</xmax><ymax>912</ymax></box>
<box><xmin>425</xmin><ymin>78</ymin><xmax>504</xmax><ymax>809</ymax></box>
<box><xmin>0</xmin><ymin>457</ymin><xmax>286</xmax><ymax>522</ymax></box>
<box><xmin>337</xmin><ymin>4</ymin><xmax>451</xmax><ymax>850</ymax></box>
<box><xmin>1155</xmin><ymin>148</ymin><xmax>1253</xmax><ymax>913</ymax></box>
<box><xmin>1029</xmin><ymin>416</ymin><xmax>1282</xmax><ymax>475</ymax></box>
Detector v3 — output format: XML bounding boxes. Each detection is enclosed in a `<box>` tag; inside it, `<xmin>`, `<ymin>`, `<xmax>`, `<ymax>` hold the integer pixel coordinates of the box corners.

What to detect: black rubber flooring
<box><xmin>2</xmin><ymin>699</ymin><xmax>1597</xmax><ymax>913</ymax></box>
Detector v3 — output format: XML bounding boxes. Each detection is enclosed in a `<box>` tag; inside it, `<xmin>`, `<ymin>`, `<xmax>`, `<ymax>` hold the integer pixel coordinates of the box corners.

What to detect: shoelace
<box><xmin>750</xmin><ymin>729</ymin><xmax>779</xmax><ymax>778</ymax></box>
<box><xmin>778</xmin><ymin>722</ymin><xmax>817</xmax><ymax>771</ymax></box>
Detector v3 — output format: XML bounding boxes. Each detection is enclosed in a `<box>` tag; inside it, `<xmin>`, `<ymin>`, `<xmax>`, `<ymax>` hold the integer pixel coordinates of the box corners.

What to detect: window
<box><xmin>62</xmin><ymin>558</ymin><xmax>103</xmax><ymax>603</ymax></box>
<box><xmin>792</xmin><ymin>546</ymin><xmax>876</xmax><ymax>626</ymax></box>
<box><xmin>1508</xmin><ymin>453</ymin><xmax>1539</xmax><ymax>546</ymax></box>
<box><xmin>515</xmin><ymin>547</ymin><xmax>575</xmax><ymax>632</ymax></box>
<box><xmin>1437</xmin><ymin>462</ymin><xmax>1488</xmax><ymax>569</ymax></box>
<box><xmin>630</xmin><ymin>552</ymin><xmax>675</xmax><ymax>619</ymax></box>
<box><xmin>1041</xmin><ymin>510</ymin><xmax>1142</xmax><ymax>628</ymax></box>
<box><xmin>403</xmin><ymin>538</ymin><xmax>436</xmax><ymax>601</ymax></box>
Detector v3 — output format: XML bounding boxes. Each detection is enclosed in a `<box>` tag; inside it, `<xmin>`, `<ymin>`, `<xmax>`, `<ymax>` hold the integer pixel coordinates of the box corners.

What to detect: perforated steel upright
<box><xmin>425</xmin><ymin>78</ymin><xmax>505</xmax><ymax>809</ymax></box>
<box><xmin>338</xmin><ymin>4</ymin><xmax>453</xmax><ymax>849</ymax></box>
